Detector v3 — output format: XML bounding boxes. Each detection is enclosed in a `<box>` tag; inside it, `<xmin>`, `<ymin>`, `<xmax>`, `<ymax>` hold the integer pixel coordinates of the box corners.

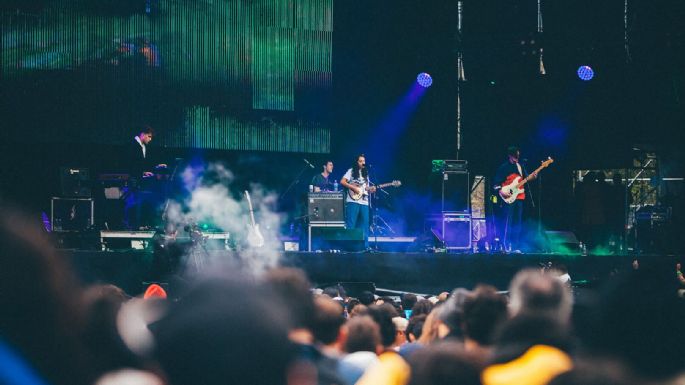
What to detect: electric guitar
<box><xmin>244</xmin><ymin>190</ymin><xmax>265</xmax><ymax>247</ymax></box>
<box><xmin>499</xmin><ymin>157</ymin><xmax>554</xmax><ymax>204</ymax></box>
<box><xmin>348</xmin><ymin>180</ymin><xmax>402</xmax><ymax>201</ymax></box>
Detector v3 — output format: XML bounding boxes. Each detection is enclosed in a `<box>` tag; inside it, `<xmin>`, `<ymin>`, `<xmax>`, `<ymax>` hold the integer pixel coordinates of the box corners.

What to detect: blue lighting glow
<box><xmin>416</xmin><ymin>72</ymin><xmax>433</xmax><ymax>88</ymax></box>
<box><xmin>577</xmin><ymin>65</ymin><xmax>594</xmax><ymax>81</ymax></box>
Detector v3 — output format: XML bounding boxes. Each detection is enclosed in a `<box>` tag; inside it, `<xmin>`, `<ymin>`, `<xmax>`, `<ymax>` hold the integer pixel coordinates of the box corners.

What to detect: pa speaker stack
<box><xmin>429</xmin><ymin>160</ymin><xmax>471</xmax><ymax>250</ymax></box>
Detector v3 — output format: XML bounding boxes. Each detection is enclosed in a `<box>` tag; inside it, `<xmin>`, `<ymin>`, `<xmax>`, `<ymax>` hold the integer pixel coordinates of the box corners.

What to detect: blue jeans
<box><xmin>345</xmin><ymin>202</ymin><xmax>369</xmax><ymax>248</ymax></box>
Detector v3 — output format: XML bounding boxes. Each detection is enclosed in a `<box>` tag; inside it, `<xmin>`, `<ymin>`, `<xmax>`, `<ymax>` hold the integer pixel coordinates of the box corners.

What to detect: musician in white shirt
<box><xmin>340</xmin><ymin>154</ymin><xmax>376</xmax><ymax>249</ymax></box>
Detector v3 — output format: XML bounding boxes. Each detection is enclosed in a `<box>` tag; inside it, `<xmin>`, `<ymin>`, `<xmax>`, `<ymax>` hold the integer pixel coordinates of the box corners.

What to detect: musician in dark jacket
<box><xmin>123</xmin><ymin>125</ymin><xmax>155</xmax><ymax>181</ymax></box>
<box><xmin>493</xmin><ymin>146</ymin><xmax>536</xmax><ymax>253</ymax></box>
<box><xmin>122</xmin><ymin>125</ymin><xmax>165</xmax><ymax>229</ymax></box>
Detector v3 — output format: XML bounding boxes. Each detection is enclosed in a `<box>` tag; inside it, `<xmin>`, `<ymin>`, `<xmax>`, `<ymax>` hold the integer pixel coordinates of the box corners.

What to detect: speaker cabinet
<box><xmin>310</xmin><ymin>227</ymin><xmax>364</xmax><ymax>251</ymax></box>
<box><xmin>545</xmin><ymin>231</ymin><xmax>580</xmax><ymax>252</ymax></box>
<box><xmin>430</xmin><ymin>171</ymin><xmax>470</xmax><ymax>213</ymax></box>
<box><xmin>426</xmin><ymin>213</ymin><xmax>472</xmax><ymax>250</ymax></box>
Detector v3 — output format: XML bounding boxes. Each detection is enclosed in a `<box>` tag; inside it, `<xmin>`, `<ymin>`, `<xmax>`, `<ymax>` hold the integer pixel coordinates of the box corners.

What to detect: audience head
<box><xmin>344</xmin><ymin>315</ymin><xmax>381</xmax><ymax>353</ymax></box>
<box><xmin>401</xmin><ymin>293</ymin><xmax>418</xmax><ymax>315</ymax></box>
<box><xmin>408</xmin><ymin>341</ymin><xmax>483</xmax><ymax>385</ymax></box>
<box><xmin>434</xmin><ymin>290</ymin><xmax>470</xmax><ymax>339</ymax></box>
<box><xmin>81</xmin><ymin>284</ymin><xmax>139</xmax><ymax>375</ymax></box>
<box><xmin>411</xmin><ymin>299</ymin><xmax>435</xmax><ymax>318</ymax></box>
<box><xmin>366</xmin><ymin>304</ymin><xmax>398</xmax><ymax>349</ymax></box>
<box><xmin>312</xmin><ymin>295</ymin><xmax>346</xmax><ymax>346</ymax></box>
<box><xmin>0</xmin><ymin>206</ymin><xmax>94</xmax><ymax>385</ymax></box>
<box><xmin>152</xmin><ymin>276</ymin><xmax>294</xmax><ymax>385</ymax></box>
<box><xmin>582</xmin><ymin>267</ymin><xmax>685</xmax><ymax>380</ymax></box>
<box><xmin>347</xmin><ymin>297</ymin><xmax>361</xmax><ymax>312</ymax></box>
<box><xmin>417</xmin><ymin>310</ymin><xmax>441</xmax><ymax>345</ymax></box>
<box><xmin>359</xmin><ymin>290</ymin><xmax>375</xmax><ymax>306</ymax></box>
<box><xmin>461</xmin><ymin>285</ymin><xmax>508</xmax><ymax>347</ymax></box>
<box><xmin>380</xmin><ymin>296</ymin><xmax>402</xmax><ymax>314</ymax></box>
<box><xmin>263</xmin><ymin>267</ymin><xmax>315</xmax><ymax>330</ymax></box>
<box><xmin>392</xmin><ymin>316</ymin><xmax>409</xmax><ymax>347</ymax></box>
<box><xmin>406</xmin><ymin>314</ymin><xmax>427</xmax><ymax>342</ymax></box>
<box><xmin>322</xmin><ymin>284</ymin><xmax>346</xmax><ymax>299</ymax></box>
<box><xmin>508</xmin><ymin>268</ymin><xmax>573</xmax><ymax>324</ymax></box>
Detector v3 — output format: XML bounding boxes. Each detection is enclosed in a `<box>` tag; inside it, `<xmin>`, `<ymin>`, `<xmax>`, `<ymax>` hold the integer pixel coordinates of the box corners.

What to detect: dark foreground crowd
<box><xmin>1</xmin><ymin>206</ymin><xmax>685</xmax><ymax>385</ymax></box>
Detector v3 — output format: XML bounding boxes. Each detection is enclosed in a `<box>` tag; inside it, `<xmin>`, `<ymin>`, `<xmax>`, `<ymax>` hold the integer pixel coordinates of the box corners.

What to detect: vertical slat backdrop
<box><xmin>1</xmin><ymin>0</ymin><xmax>332</xmax><ymax>153</ymax></box>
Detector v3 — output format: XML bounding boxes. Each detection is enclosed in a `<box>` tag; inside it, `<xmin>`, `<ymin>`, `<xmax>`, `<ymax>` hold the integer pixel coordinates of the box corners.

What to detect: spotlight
<box><xmin>416</xmin><ymin>72</ymin><xmax>433</xmax><ymax>88</ymax></box>
<box><xmin>577</xmin><ymin>65</ymin><xmax>594</xmax><ymax>81</ymax></box>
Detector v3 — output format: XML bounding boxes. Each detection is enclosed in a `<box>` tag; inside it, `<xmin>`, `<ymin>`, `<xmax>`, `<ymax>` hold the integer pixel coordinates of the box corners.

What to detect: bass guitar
<box><xmin>348</xmin><ymin>180</ymin><xmax>402</xmax><ymax>201</ymax></box>
<box><xmin>244</xmin><ymin>190</ymin><xmax>265</xmax><ymax>247</ymax></box>
<box><xmin>499</xmin><ymin>158</ymin><xmax>554</xmax><ymax>204</ymax></box>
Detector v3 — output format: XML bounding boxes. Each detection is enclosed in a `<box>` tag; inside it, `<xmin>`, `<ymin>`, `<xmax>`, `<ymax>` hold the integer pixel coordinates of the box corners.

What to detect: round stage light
<box><xmin>417</xmin><ymin>72</ymin><xmax>433</xmax><ymax>88</ymax></box>
<box><xmin>577</xmin><ymin>65</ymin><xmax>594</xmax><ymax>81</ymax></box>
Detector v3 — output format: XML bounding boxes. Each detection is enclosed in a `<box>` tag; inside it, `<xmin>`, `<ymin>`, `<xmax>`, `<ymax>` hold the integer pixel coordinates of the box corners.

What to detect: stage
<box><xmin>64</xmin><ymin>249</ymin><xmax>675</xmax><ymax>296</ymax></box>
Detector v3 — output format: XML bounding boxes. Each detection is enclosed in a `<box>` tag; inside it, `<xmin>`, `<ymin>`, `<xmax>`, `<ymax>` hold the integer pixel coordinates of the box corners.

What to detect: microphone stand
<box><xmin>522</xmin><ymin>161</ymin><xmax>540</xmax><ymax>253</ymax></box>
<box><xmin>537</xmin><ymin>172</ymin><xmax>544</xmax><ymax>252</ymax></box>
<box><xmin>280</xmin><ymin>164</ymin><xmax>311</xmax><ymax>250</ymax></box>
<box><xmin>369</xmin><ymin>172</ymin><xmax>379</xmax><ymax>252</ymax></box>
<box><xmin>280</xmin><ymin>164</ymin><xmax>311</xmax><ymax>201</ymax></box>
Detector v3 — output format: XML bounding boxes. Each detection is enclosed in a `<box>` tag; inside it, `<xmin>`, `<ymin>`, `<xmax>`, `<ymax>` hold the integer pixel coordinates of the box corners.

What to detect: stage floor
<box><xmin>65</xmin><ymin>249</ymin><xmax>676</xmax><ymax>296</ymax></box>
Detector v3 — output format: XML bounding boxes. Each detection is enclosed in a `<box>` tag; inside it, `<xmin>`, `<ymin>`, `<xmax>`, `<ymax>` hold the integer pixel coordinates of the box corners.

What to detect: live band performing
<box><xmin>106</xmin><ymin>125</ymin><xmax>608</xmax><ymax>258</ymax></box>
<box><xmin>4</xmin><ymin>2</ymin><xmax>685</xmax><ymax>385</ymax></box>
<box><xmin>2</xmin><ymin>0</ymin><xmax>684</xmax><ymax>291</ymax></box>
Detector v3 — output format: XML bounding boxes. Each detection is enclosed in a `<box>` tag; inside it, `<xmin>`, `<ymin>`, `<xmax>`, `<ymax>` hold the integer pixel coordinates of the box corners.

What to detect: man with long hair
<box><xmin>340</xmin><ymin>154</ymin><xmax>376</xmax><ymax>249</ymax></box>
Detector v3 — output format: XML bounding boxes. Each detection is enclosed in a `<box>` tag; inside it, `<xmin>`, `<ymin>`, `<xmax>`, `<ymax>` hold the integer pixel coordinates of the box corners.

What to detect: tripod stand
<box><xmin>185</xmin><ymin>223</ymin><xmax>209</xmax><ymax>273</ymax></box>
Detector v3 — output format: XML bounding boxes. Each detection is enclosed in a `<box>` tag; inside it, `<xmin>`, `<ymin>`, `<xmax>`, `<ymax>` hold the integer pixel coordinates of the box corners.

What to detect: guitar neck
<box><xmin>518</xmin><ymin>164</ymin><xmax>546</xmax><ymax>187</ymax></box>
<box><xmin>245</xmin><ymin>191</ymin><xmax>257</xmax><ymax>226</ymax></box>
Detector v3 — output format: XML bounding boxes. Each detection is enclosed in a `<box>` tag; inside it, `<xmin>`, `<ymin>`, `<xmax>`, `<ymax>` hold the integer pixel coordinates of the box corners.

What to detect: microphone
<box><xmin>303</xmin><ymin>159</ymin><xmax>315</xmax><ymax>169</ymax></box>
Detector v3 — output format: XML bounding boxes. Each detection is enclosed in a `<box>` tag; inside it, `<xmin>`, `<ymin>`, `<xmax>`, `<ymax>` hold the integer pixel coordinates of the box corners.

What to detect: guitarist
<box><xmin>340</xmin><ymin>154</ymin><xmax>376</xmax><ymax>249</ymax></box>
<box><xmin>494</xmin><ymin>146</ymin><xmax>537</xmax><ymax>253</ymax></box>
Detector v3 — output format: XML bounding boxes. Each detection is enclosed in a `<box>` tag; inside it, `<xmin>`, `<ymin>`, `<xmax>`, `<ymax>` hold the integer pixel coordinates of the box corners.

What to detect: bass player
<box><xmin>494</xmin><ymin>146</ymin><xmax>538</xmax><ymax>253</ymax></box>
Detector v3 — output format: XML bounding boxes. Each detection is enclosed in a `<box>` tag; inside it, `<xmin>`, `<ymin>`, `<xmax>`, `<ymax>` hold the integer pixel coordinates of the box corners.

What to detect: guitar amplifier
<box><xmin>308</xmin><ymin>192</ymin><xmax>344</xmax><ymax>223</ymax></box>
